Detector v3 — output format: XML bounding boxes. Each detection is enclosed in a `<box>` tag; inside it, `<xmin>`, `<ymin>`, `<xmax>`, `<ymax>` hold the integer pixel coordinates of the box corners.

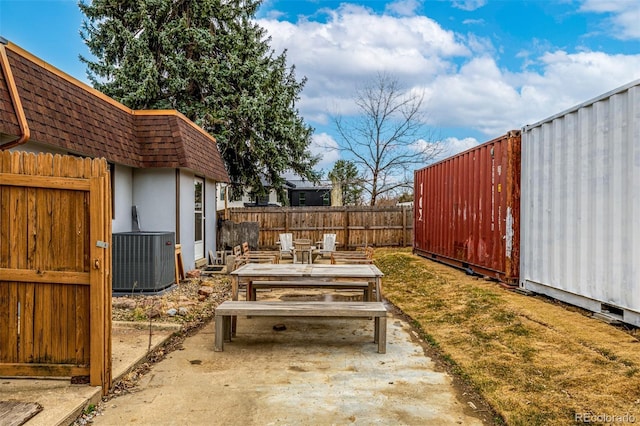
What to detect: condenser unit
<box><xmin>112</xmin><ymin>231</ymin><xmax>176</xmax><ymax>293</ymax></box>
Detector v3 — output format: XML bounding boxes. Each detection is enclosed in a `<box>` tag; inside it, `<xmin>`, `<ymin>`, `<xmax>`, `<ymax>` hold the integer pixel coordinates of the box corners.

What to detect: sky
<box><xmin>1</xmin><ymin>0</ymin><xmax>639</xmax><ymax>174</ymax></box>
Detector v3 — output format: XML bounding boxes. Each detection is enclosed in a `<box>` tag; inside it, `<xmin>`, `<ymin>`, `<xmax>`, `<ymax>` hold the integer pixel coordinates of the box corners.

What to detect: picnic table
<box><xmin>229</xmin><ymin>263</ymin><xmax>384</xmax><ymax>302</ymax></box>
<box><xmin>223</xmin><ymin>263</ymin><xmax>387</xmax><ymax>349</ymax></box>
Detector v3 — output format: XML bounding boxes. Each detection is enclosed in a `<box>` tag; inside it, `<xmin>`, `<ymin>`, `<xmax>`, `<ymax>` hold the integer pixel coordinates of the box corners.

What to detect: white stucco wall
<box><xmin>112</xmin><ymin>164</ymin><xmax>133</xmax><ymax>233</ymax></box>
<box><xmin>132</xmin><ymin>168</ymin><xmax>177</xmax><ymax>234</ymax></box>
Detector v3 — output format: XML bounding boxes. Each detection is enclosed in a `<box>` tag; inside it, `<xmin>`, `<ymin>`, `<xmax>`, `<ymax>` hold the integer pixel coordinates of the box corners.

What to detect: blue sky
<box><xmin>1</xmin><ymin>0</ymin><xmax>639</xmax><ymax>172</ymax></box>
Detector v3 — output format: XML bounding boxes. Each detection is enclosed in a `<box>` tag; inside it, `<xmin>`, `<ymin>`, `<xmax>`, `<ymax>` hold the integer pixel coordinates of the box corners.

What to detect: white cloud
<box><xmin>462</xmin><ymin>18</ymin><xmax>485</xmax><ymax>25</ymax></box>
<box><xmin>440</xmin><ymin>136</ymin><xmax>481</xmax><ymax>158</ymax></box>
<box><xmin>309</xmin><ymin>132</ymin><xmax>341</xmax><ymax>171</ymax></box>
<box><xmin>517</xmin><ymin>51</ymin><xmax>640</xmax><ymax>123</ymax></box>
<box><xmin>421</xmin><ymin>50</ymin><xmax>640</xmax><ymax>135</ymax></box>
<box><xmin>451</xmin><ymin>0</ymin><xmax>487</xmax><ymax>12</ymax></box>
<box><xmin>385</xmin><ymin>0</ymin><xmax>421</xmax><ymax>16</ymax></box>
<box><xmin>579</xmin><ymin>0</ymin><xmax>640</xmax><ymax>39</ymax></box>
<box><xmin>421</xmin><ymin>56</ymin><xmax>523</xmax><ymax>135</ymax></box>
<box><xmin>259</xmin><ymin>4</ymin><xmax>469</xmax><ymax>105</ymax></box>
<box><xmin>259</xmin><ymin>2</ymin><xmax>640</xmax><ymax>145</ymax></box>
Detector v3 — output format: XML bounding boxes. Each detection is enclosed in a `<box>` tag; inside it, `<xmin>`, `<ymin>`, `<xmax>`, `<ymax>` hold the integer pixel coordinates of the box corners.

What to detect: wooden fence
<box><xmin>220</xmin><ymin>206</ymin><xmax>413</xmax><ymax>250</ymax></box>
<box><xmin>0</xmin><ymin>152</ymin><xmax>112</xmax><ymax>394</ymax></box>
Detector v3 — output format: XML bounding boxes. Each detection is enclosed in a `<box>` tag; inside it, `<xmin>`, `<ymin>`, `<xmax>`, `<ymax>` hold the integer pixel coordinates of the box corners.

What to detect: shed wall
<box><xmin>520</xmin><ymin>80</ymin><xmax>640</xmax><ymax>325</ymax></box>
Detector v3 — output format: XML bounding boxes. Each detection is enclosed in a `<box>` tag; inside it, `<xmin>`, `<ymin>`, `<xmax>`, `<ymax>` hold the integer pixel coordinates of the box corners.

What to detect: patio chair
<box><xmin>276</xmin><ymin>233</ymin><xmax>294</xmax><ymax>260</ymax></box>
<box><xmin>231</xmin><ymin>245</ymin><xmax>244</xmax><ymax>271</ymax></box>
<box><xmin>316</xmin><ymin>233</ymin><xmax>338</xmax><ymax>258</ymax></box>
<box><xmin>201</xmin><ymin>250</ymin><xmax>227</xmax><ymax>275</ymax></box>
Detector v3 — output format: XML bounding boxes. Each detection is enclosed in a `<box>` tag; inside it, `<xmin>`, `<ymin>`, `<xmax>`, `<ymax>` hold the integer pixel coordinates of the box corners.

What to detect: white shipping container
<box><xmin>520</xmin><ymin>80</ymin><xmax>640</xmax><ymax>326</ymax></box>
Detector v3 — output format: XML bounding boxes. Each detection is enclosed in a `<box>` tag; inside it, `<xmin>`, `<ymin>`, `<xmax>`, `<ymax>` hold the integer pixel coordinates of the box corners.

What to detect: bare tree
<box><xmin>332</xmin><ymin>73</ymin><xmax>443</xmax><ymax>206</ymax></box>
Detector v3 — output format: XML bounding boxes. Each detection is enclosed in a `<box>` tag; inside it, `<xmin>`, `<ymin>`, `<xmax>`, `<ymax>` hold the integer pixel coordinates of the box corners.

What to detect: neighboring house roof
<box><xmin>223</xmin><ymin>176</ymin><xmax>296</xmax><ymax>188</ymax></box>
<box><xmin>287</xmin><ymin>179</ymin><xmax>332</xmax><ymax>190</ymax></box>
<box><xmin>0</xmin><ymin>40</ymin><xmax>229</xmax><ymax>182</ymax></box>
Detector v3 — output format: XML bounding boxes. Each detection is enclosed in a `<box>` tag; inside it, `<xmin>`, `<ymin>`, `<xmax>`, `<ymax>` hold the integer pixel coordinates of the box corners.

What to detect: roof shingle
<box><xmin>0</xmin><ymin>41</ymin><xmax>229</xmax><ymax>182</ymax></box>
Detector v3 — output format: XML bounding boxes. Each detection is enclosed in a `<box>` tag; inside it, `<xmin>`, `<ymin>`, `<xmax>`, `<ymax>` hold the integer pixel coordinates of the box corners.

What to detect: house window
<box><xmin>322</xmin><ymin>192</ymin><xmax>330</xmax><ymax>206</ymax></box>
<box><xmin>219</xmin><ymin>186</ymin><xmax>225</xmax><ymax>201</ymax></box>
<box><xmin>299</xmin><ymin>192</ymin><xmax>306</xmax><ymax>206</ymax></box>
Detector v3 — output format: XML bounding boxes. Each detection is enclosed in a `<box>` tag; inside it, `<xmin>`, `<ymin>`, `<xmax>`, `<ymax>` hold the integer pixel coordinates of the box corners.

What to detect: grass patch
<box><xmin>375</xmin><ymin>248</ymin><xmax>640</xmax><ymax>425</ymax></box>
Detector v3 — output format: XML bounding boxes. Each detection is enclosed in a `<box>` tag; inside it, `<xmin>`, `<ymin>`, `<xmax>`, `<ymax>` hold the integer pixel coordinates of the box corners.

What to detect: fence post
<box><xmin>344</xmin><ymin>207</ymin><xmax>349</xmax><ymax>249</ymax></box>
<box><xmin>402</xmin><ymin>207</ymin><xmax>407</xmax><ymax>247</ymax></box>
<box><xmin>285</xmin><ymin>209</ymin><xmax>290</xmax><ymax>233</ymax></box>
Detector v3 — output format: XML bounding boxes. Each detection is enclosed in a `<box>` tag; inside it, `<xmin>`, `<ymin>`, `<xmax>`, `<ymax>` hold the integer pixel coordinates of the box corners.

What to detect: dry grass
<box><xmin>375</xmin><ymin>248</ymin><xmax>640</xmax><ymax>426</ymax></box>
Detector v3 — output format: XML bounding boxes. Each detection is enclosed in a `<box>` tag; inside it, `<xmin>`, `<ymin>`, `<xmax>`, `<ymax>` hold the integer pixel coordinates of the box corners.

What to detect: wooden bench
<box><xmin>330</xmin><ymin>251</ymin><xmax>373</xmax><ymax>264</ymax></box>
<box><xmin>331</xmin><ymin>257</ymin><xmax>374</xmax><ymax>264</ymax></box>
<box><xmin>214</xmin><ymin>301</ymin><xmax>387</xmax><ymax>353</ymax></box>
<box><xmin>232</xmin><ymin>252</ymin><xmax>280</xmax><ymax>271</ymax></box>
<box><xmin>247</xmin><ymin>280</ymin><xmax>373</xmax><ymax>302</ymax></box>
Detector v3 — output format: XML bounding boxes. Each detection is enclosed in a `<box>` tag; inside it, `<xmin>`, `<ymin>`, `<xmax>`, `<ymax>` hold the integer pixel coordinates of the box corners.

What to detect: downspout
<box><xmin>0</xmin><ymin>38</ymin><xmax>30</xmax><ymax>150</ymax></box>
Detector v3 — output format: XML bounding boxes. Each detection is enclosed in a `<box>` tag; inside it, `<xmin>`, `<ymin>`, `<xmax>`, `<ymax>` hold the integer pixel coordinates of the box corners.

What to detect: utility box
<box><xmin>112</xmin><ymin>231</ymin><xmax>176</xmax><ymax>293</ymax></box>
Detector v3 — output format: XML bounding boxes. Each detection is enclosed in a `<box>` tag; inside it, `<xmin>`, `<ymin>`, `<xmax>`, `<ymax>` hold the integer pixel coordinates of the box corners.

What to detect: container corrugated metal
<box><xmin>520</xmin><ymin>79</ymin><xmax>640</xmax><ymax>326</ymax></box>
<box><xmin>414</xmin><ymin>131</ymin><xmax>521</xmax><ymax>284</ymax></box>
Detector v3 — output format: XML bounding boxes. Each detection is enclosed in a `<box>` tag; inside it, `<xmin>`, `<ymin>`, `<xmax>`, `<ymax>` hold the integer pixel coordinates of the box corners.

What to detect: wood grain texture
<box><xmin>0</xmin><ymin>152</ymin><xmax>111</xmax><ymax>394</ymax></box>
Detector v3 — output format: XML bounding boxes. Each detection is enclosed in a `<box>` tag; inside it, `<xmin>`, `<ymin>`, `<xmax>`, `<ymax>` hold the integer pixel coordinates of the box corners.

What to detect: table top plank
<box><xmin>230</xmin><ymin>263</ymin><xmax>383</xmax><ymax>278</ymax></box>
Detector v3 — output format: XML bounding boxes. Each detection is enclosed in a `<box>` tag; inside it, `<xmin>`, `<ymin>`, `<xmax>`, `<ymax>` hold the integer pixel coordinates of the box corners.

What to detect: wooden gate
<box><xmin>0</xmin><ymin>152</ymin><xmax>112</xmax><ymax>394</ymax></box>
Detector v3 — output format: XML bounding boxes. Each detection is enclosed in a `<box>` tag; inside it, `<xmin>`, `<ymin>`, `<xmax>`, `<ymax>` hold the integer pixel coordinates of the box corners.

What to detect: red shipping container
<box><xmin>414</xmin><ymin>131</ymin><xmax>521</xmax><ymax>284</ymax></box>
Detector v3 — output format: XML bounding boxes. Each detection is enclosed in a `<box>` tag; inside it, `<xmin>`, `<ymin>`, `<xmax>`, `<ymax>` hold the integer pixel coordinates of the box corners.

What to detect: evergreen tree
<box><xmin>328</xmin><ymin>160</ymin><xmax>363</xmax><ymax>206</ymax></box>
<box><xmin>79</xmin><ymin>0</ymin><xmax>319</xmax><ymax>197</ymax></box>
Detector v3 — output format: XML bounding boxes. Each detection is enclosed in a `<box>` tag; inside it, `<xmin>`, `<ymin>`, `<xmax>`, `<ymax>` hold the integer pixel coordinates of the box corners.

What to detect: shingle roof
<box><xmin>287</xmin><ymin>179</ymin><xmax>332</xmax><ymax>190</ymax></box>
<box><xmin>0</xmin><ymin>41</ymin><xmax>229</xmax><ymax>182</ymax></box>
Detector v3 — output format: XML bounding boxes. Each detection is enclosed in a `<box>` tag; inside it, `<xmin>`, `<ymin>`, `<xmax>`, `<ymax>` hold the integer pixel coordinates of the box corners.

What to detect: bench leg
<box><xmin>215</xmin><ymin>315</ymin><xmax>224</xmax><ymax>351</ymax></box>
<box><xmin>367</xmin><ymin>283</ymin><xmax>374</xmax><ymax>301</ymax></box>
<box><xmin>224</xmin><ymin>316</ymin><xmax>232</xmax><ymax>342</ymax></box>
<box><xmin>375</xmin><ymin>316</ymin><xmax>387</xmax><ymax>354</ymax></box>
<box><xmin>231</xmin><ymin>315</ymin><xmax>237</xmax><ymax>337</ymax></box>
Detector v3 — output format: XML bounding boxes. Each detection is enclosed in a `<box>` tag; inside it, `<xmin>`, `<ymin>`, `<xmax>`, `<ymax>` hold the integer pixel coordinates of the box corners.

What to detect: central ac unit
<box><xmin>112</xmin><ymin>231</ymin><xmax>176</xmax><ymax>293</ymax></box>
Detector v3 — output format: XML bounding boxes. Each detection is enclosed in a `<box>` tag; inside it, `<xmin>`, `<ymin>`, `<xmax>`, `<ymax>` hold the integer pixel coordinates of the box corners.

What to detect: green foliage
<box><xmin>397</xmin><ymin>191</ymin><xmax>413</xmax><ymax>203</ymax></box>
<box><xmin>79</xmin><ymin>0</ymin><xmax>319</xmax><ymax>193</ymax></box>
<box><xmin>327</xmin><ymin>159</ymin><xmax>363</xmax><ymax>205</ymax></box>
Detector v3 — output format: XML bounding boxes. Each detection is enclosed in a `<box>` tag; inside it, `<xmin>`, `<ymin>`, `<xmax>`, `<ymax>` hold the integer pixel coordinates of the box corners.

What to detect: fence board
<box><xmin>221</xmin><ymin>206</ymin><xmax>413</xmax><ymax>249</ymax></box>
<box><xmin>0</xmin><ymin>152</ymin><xmax>111</xmax><ymax>394</ymax></box>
